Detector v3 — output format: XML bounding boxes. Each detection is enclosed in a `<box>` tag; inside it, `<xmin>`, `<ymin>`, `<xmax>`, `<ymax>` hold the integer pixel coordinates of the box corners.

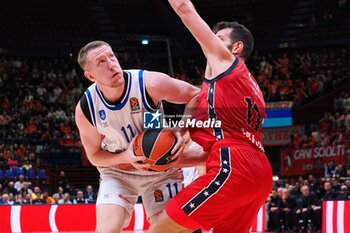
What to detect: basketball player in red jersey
<box><xmin>148</xmin><ymin>1</ymin><xmax>273</xmax><ymax>233</ymax></box>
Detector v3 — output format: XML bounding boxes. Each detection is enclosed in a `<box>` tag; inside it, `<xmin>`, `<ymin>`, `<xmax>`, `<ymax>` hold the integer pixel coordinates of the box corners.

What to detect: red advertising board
<box><xmin>262</xmin><ymin>125</ymin><xmax>304</xmax><ymax>146</ymax></box>
<box><xmin>0</xmin><ymin>204</ymin><xmax>265</xmax><ymax>232</ymax></box>
<box><xmin>281</xmin><ymin>145</ymin><xmax>348</xmax><ymax>176</ymax></box>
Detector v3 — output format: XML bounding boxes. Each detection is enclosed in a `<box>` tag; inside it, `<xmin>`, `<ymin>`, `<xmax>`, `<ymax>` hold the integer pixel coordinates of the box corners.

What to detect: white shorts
<box><xmin>96</xmin><ymin>167</ymin><xmax>183</xmax><ymax>226</ymax></box>
<box><xmin>182</xmin><ymin>167</ymin><xmax>200</xmax><ymax>187</ymax></box>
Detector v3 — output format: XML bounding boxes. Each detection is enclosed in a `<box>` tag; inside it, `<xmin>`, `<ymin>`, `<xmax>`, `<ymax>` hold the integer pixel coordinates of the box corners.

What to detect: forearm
<box><xmin>87</xmin><ymin>149</ymin><xmax>128</xmax><ymax>167</ymax></box>
<box><xmin>168</xmin><ymin>0</ymin><xmax>203</xmax><ymax>39</ymax></box>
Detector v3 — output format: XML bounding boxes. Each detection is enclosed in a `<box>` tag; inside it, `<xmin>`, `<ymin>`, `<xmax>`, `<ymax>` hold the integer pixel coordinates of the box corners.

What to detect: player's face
<box><xmin>216</xmin><ymin>28</ymin><xmax>243</xmax><ymax>57</ymax></box>
<box><xmin>84</xmin><ymin>45</ymin><xmax>124</xmax><ymax>88</ymax></box>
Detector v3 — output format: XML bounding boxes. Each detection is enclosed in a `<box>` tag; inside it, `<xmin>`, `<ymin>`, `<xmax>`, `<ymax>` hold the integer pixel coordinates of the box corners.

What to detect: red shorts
<box><xmin>166</xmin><ymin>146</ymin><xmax>272</xmax><ymax>233</ymax></box>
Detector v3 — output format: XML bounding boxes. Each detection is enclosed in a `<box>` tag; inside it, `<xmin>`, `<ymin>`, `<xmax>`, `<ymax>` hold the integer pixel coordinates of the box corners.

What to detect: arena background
<box><xmin>0</xmin><ymin>0</ymin><xmax>349</xmax><ymax>232</ymax></box>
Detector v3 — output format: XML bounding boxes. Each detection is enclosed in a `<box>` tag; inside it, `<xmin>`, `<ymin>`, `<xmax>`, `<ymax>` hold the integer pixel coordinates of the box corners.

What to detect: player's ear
<box><xmin>231</xmin><ymin>41</ymin><xmax>244</xmax><ymax>57</ymax></box>
<box><xmin>84</xmin><ymin>71</ymin><xmax>95</xmax><ymax>82</ymax></box>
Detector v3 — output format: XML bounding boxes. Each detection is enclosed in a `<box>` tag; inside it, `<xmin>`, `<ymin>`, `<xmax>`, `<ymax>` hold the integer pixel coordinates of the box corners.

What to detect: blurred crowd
<box><xmin>0</xmin><ymin>170</ymin><xmax>97</xmax><ymax>205</ymax></box>
<box><xmin>268</xmin><ymin>168</ymin><xmax>350</xmax><ymax>232</ymax></box>
<box><xmin>289</xmin><ymin>93</ymin><xmax>350</xmax><ymax>149</ymax></box>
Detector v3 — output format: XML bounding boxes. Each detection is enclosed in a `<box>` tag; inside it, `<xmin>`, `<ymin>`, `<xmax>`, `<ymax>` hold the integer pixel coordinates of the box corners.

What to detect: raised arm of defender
<box><xmin>168</xmin><ymin>0</ymin><xmax>236</xmax><ymax>77</ymax></box>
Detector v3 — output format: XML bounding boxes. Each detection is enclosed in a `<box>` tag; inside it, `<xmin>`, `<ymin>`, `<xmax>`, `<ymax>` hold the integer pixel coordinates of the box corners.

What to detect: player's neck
<box><xmin>98</xmin><ymin>82</ymin><xmax>125</xmax><ymax>103</ymax></box>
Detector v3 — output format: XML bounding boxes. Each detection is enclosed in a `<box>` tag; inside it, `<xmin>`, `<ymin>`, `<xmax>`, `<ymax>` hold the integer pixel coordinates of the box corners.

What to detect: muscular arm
<box><xmin>144</xmin><ymin>70</ymin><xmax>199</xmax><ymax>117</ymax></box>
<box><xmin>168</xmin><ymin>0</ymin><xmax>235</xmax><ymax>77</ymax></box>
<box><xmin>75</xmin><ymin>104</ymin><xmax>147</xmax><ymax>168</ymax></box>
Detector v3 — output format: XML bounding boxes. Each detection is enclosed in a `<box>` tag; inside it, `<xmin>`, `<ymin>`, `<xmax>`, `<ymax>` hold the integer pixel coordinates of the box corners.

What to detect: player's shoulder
<box><xmin>123</xmin><ymin>69</ymin><xmax>144</xmax><ymax>77</ymax></box>
<box><xmin>76</xmin><ymin>83</ymin><xmax>96</xmax><ymax>125</ymax></box>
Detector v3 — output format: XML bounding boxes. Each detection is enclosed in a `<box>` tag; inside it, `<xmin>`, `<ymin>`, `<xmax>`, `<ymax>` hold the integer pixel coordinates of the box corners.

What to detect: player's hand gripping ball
<box><xmin>133</xmin><ymin>128</ymin><xmax>177</xmax><ymax>172</ymax></box>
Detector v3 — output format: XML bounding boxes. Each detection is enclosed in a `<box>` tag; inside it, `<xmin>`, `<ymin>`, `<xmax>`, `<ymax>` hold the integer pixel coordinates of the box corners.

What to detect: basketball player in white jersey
<box><xmin>75</xmin><ymin>41</ymin><xmax>199</xmax><ymax>233</ymax></box>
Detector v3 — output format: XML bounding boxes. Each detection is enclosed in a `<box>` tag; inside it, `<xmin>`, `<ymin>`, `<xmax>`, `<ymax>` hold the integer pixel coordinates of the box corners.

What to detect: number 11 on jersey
<box><xmin>121</xmin><ymin>124</ymin><xmax>135</xmax><ymax>143</ymax></box>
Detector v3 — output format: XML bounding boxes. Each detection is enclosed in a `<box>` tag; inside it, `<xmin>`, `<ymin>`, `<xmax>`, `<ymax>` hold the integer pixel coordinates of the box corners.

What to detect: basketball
<box><xmin>133</xmin><ymin>128</ymin><xmax>177</xmax><ymax>172</ymax></box>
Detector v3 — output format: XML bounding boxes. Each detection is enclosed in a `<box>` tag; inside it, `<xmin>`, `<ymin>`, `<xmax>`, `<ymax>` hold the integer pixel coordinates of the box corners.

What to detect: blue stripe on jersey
<box><xmin>85</xmin><ymin>89</ymin><xmax>97</xmax><ymax>127</ymax></box>
<box><xmin>95</xmin><ymin>73</ymin><xmax>132</xmax><ymax>110</ymax></box>
<box><xmin>182</xmin><ymin>147</ymin><xmax>231</xmax><ymax>216</ymax></box>
<box><xmin>208</xmin><ymin>82</ymin><xmax>224</xmax><ymax>140</ymax></box>
<box><xmin>203</xmin><ymin>57</ymin><xmax>239</xmax><ymax>83</ymax></box>
<box><xmin>138</xmin><ymin>70</ymin><xmax>156</xmax><ymax>112</ymax></box>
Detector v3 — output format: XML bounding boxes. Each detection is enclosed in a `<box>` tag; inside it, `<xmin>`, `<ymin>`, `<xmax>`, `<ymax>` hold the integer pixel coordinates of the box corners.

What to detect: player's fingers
<box><xmin>171</xmin><ymin>133</ymin><xmax>184</xmax><ymax>155</ymax></box>
<box><xmin>171</xmin><ymin>143</ymin><xmax>185</xmax><ymax>160</ymax></box>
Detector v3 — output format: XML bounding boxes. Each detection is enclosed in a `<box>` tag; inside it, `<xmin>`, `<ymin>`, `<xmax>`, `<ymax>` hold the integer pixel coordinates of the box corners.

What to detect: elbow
<box><xmin>173</xmin><ymin>1</ymin><xmax>195</xmax><ymax>17</ymax></box>
<box><xmin>86</xmin><ymin>153</ymin><xmax>99</xmax><ymax>167</ymax></box>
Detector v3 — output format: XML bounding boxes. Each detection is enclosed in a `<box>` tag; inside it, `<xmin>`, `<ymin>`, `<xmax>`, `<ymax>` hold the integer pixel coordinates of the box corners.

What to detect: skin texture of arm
<box><xmin>144</xmin><ymin>70</ymin><xmax>199</xmax><ymax>107</ymax></box>
<box><xmin>168</xmin><ymin>0</ymin><xmax>235</xmax><ymax>77</ymax></box>
<box><xmin>75</xmin><ymin>104</ymin><xmax>148</xmax><ymax>170</ymax></box>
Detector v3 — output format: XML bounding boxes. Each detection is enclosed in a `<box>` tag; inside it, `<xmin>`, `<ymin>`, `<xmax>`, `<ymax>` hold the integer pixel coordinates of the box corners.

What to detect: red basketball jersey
<box><xmin>190</xmin><ymin>58</ymin><xmax>265</xmax><ymax>152</ymax></box>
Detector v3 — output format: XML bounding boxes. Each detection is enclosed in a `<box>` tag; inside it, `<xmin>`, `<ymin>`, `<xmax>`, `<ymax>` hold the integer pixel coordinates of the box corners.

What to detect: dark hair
<box><xmin>77</xmin><ymin>40</ymin><xmax>111</xmax><ymax>70</ymax></box>
<box><xmin>213</xmin><ymin>21</ymin><xmax>254</xmax><ymax>61</ymax></box>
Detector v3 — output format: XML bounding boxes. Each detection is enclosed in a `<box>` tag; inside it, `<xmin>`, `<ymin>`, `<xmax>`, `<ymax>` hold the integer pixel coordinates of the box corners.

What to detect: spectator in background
<box><xmin>31</xmin><ymin>186</ymin><xmax>45</xmax><ymax>204</ymax></box>
<box><xmin>308</xmin><ymin>175</ymin><xmax>322</xmax><ymax>198</ymax></box>
<box><xmin>14</xmin><ymin>174</ymin><xmax>25</xmax><ymax>192</ymax></box>
<box><xmin>277</xmin><ymin>188</ymin><xmax>297</xmax><ymax>232</ymax></box>
<box><xmin>14</xmin><ymin>193</ymin><xmax>24</xmax><ymax>205</ymax></box>
<box><xmin>21</xmin><ymin>160</ymin><xmax>32</xmax><ymax>171</ymax></box>
<box><xmin>296</xmin><ymin>185</ymin><xmax>319</xmax><ymax>232</ymax></box>
<box><xmin>22</xmin><ymin>193</ymin><xmax>32</xmax><ymax>205</ymax></box>
<box><xmin>18</xmin><ymin>182</ymin><xmax>33</xmax><ymax>196</ymax></box>
<box><xmin>267</xmin><ymin>188</ymin><xmax>281</xmax><ymax>231</ymax></box>
<box><xmin>85</xmin><ymin>185</ymin><xmax>96</xmax><ymax>204</ymax></box>
<box><xmin>58</xmin><ymin>171</ymin><xmax>70</xmax><ymax>192</ymax></box>
<box><xmin>58</xmin><ymin>193</ymin><xmax>72</xmax><ymax>204</ymax></box>
<box><xmin>4</xmin><ymin>181</ymin><xmax>17</xmax><ymax>195</ymax></box>
<box><xmin>41</xmin><ymin>191</ymin><xmax>55</xmax><ymax>204</ymax></box>
<box><xmin>320</xmin><ymin>181</ymin><xmax>338</xmax><ymax>201</ymax></box>
<box><xmin>337</xmin><ymin>185</ymin><xmax>349</xmax><ymax>200</ymax></box>
<box><xmin>324</xmin><ymin>161</ymin><xmax>336</xmax><ymax>177</ymax></box>
<box><xmin>73</xmin><ymin>190</ymin><xmax>86</xmax><ymax>204</ymax></box>
<box><xmin>0</xmin><ymin>193</ymin><xmax>13</xmax><ymax>205</ymax></box>
<box><xmin>57</xmin><ymin>186</ymin><xmax>64</xmax><ymax>199</ymax></box>
<box><xmin>52</xmin><ymin>193</ymin><xmax>60</xmax><ymax>204</ymax></box>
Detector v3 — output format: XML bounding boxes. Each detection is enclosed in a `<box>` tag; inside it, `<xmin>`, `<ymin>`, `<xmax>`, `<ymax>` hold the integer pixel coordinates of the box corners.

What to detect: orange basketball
<box><xmin>133</xmin><ymin>128</ymin><xmax>177</xmax><ymax>172</ymax></box>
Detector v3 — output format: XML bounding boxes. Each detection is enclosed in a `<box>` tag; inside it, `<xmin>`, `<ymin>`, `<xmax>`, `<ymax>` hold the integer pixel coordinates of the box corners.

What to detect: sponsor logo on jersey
<box><xmin>130</xmin><ymin>97</ymin><xmax>140</xmax><ymax>111</ymax></box>
<box><xmin>154</xmin><ymin>189</ymin><xmax>164</xmax><ymax>202</ymax></box>
<box><xmin>99</xmin><ymin>109</ymin><xmax>107</xmax><ymax>120</ymax></box>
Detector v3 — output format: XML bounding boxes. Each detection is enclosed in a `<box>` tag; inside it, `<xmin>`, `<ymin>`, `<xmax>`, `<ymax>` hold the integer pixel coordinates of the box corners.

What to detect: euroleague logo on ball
<box><xmin>143</xmin><ymin>110</ymin><xmax>221</xmax><ymax>129</ymax></box>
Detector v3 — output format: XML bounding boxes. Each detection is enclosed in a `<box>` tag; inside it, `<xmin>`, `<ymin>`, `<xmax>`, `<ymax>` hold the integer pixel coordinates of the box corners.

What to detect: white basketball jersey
<box><xmin>83</xmin><ymin>69</ymin><xmax>157</xmax><ymax>155</ymax></box>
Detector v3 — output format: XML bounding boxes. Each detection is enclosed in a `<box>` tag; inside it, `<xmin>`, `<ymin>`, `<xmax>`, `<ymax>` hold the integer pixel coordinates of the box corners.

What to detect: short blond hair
<box><xmin>77</xmin><ymin>40</ymin><xmax>111</xmax><ymax>70</ymax></box>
